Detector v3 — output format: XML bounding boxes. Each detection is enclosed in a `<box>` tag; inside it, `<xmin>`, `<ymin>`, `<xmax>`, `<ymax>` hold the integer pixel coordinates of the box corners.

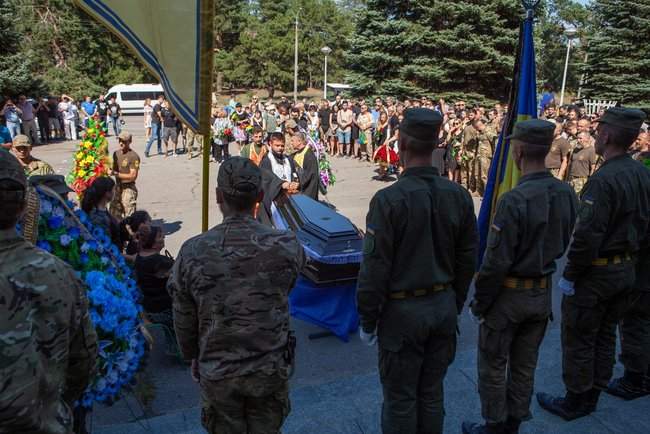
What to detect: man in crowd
<box><xmin>81</xmin><ymin>95</ymin><xmax>97</xmax><ymax>127</ymax></box>
<box><xmin>145</xmin><ymin>94</ymin><xmax>164</xmax><ymax>157</ymax></box>
<box><xmin>107</xmin><ymin>96</ymin><xmax>122</xmax><ymax>137</ymax></box>
<box><xmin>545</xmin><ymin>121</ymin><xmax>571</xmax><ymax>179</ymax></box>
<box><xmin>474</xmin><ymin>119</ymin><xmax>494</xmax><ymax>197</ymax></box>
<box><xmin>459</xmin><ymin>119</ymin><xmax>479</xmax><ymax>193</ymax></box>
<box><xmin>463</xmin><ymin>120</ymin><xmax>577</xmax><ymax>434</ymax></box>
<box><xmin>537</xmin><ymin>108</ymin><xmax>650</xmax><ymax>421</ymax></box>
<box><xmin>95</xmin><ymin>94</ymin><xmax>109</xmax><ymax>132</ymax></box>
<box><xmin>168</xmin><ymin>157</ymin><xmax>305</xmax><ymax>434</ymax></box>
<box><xmin>110</xmin><ymin>131</ymin><xmax>140</xmax><ymax>219</ymax></box>
<box><xmin>260</xmin><ymin>132</ymin><xmax>299</xmax><ymax>218</ymax></box>
<box><xmin>16</xmin><ymin>95</ymin><xmax>38</xmax><ymax>145</ymax></box>
<box><xmin>12</xmin><ymin>134</ymin><xmax>54</xmax><ymax>177</ymax></box>
<box><xmin>59</xmin><ymin>94</ymin><xmax>77</xmax><ymax>141</ymax></box>
<box><xmin>561</xmin><ymin>130</ymin><xmax>598</xmax><ymax>194</ymax></box>
<box><xmin>35</xmin><ymin>97</ymin><xmax>50</xmax><ymax>144</ymax></box>
<box><xmin>0</xmin><ymin>149</ymin><xmax>98</xmax><ymax>433</ymax></box>
<box><xmin>357</xmin><ymin>108</ymin><xmax>478</xmax><ymax>434</ymax></box>
<box><xmin>47</xmin><ymin>97</ymin><xmax>62</xmax><ymax>139</ymax></box>
<box><xmin>240</xmin><ymin>126</ymin><xmax>267</xmax><ymax>166</ymax></box>
<box><xmin>291</xmin><ymin>132</ymin><xmax>319</xmax><ymax>200</ymax></box>
<box><xmin>337</xmin><ymin>100</ymin><xmax>354</xmax><ymax>157</ymax></box>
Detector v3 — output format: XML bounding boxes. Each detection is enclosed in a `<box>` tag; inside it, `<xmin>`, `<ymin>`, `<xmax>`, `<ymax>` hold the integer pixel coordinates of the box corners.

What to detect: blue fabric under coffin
<box><xmin>290</xmin><ymin>276</ymin><xmax>359</xmax><ymax>342</ymax></box>
<box><xmin>271</xmin><ymin>203</ymin><xmax>362</xmax><ymax>265</ymax></box>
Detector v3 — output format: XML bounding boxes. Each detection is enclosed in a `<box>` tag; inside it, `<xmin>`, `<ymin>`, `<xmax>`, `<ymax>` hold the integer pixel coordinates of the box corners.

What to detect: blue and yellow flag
<box><xmin>73</xmin><ymin>0</ymin><xmax>215</xmax><ymax>230</ymax></box>
<box><xmin>477</xmin><ymin>14</ymin><xmax>538</xmax><ymax>263</ymax></box>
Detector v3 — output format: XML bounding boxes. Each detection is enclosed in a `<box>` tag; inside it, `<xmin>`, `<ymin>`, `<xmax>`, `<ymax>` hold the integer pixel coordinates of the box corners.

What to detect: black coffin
<box><xmin>273</xmin><ymin>195</ymin><xmax>363</xmax><ymax>285</ymax></box>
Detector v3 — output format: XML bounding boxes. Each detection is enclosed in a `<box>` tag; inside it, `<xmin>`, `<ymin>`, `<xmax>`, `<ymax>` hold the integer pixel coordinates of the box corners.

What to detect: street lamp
<box><xmin>559</xmin><ymin>27</ymin><xmax>578</xmax><ymax>107</ymax></box>
<box><xmin>293</xmin><ymin>10</ymin><xmax>300</xmax><ymax>103</ymax></box>
<box><xmin>321</xmin><ymin>46</ymin><xmax>332</xmax><ymax>100</ymax></box>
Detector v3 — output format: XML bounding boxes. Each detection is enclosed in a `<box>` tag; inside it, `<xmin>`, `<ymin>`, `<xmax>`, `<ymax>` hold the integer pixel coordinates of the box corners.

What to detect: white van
<box><xmin>104</xmin><ymin>84</ymin><xmax>164</xmax><ymax>114</ymax></box>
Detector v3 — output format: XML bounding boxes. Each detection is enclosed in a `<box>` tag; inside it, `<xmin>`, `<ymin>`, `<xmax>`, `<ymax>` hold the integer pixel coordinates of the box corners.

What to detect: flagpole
<box><xmin>201</xmin><ymin>0</ymin><xmax>216</xmax><ymax>232</ymax></box>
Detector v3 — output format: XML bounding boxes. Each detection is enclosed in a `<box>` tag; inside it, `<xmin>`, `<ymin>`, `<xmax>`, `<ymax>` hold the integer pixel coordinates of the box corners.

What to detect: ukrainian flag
<box><xmin>477</xmin><ymin>12</ymin><xmax>538</xmax><ymax>263</ymax></box>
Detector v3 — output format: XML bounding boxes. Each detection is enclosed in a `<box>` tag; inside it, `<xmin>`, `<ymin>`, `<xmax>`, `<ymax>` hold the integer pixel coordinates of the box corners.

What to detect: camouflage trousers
<box><xmin>460</xmin><ymin>154</ymin><xmax>476</xmax><ymax>193</ymax></box>
<box><xmin>478</xmin><ymin>286</ymin><xmax>550</xmax><ymax>423</ymax></box>
<box><xmin>200</xmin><ymin>371</ymin><xmax>290</xmax><ymax>434</ymax></box>
<box><xmin>619</xmin><ymin>254</ymin><xmax>650</xmax><ymax>375</ymax></box>
<box><xmin>475</xmin><ymin>155</ymin><xmax>491</xmax><ymax>197</ymax></box>
<box><xmin>378</xmin><ymin>290</ymin><xmax>457</xmax><ymax>434</ymax></box>
<box><xmin>562</xmin><ymin>260</ymin><xmax>637</xmax><ymax>393</ymax></box>
<box><xmin>549</xmin><ymin>168</ymin><xmax>561</xmax><ymax>179</ymax></box>
<box><xmin>568</xmin><ymin>176</ymin><xmax>588</xmax><ymax>196</ymax></box>
<box><xmin>110</xmin><ymin>184</ymin><xmax>137</xmax><ymax>220</ymax></box>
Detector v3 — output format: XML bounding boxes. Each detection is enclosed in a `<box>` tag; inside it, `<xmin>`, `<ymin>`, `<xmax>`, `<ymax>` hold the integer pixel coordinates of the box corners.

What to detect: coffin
<box><xmin>271</xmin><ymin>195</ymin><xmax>363</xmax><ymax>285</ymax></box>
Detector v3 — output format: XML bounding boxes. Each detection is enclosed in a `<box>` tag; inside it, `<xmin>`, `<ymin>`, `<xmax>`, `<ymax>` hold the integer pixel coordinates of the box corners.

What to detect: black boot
<box><xmin>461</xmin><ymin>421</ymin><xmax>505</xmax><ymax>434</ymax></box>
<box><xmin>503</xmin><ymin>416</ymin><xmax>521</xmax><ymax>434</ymax></box>
<box><xmin>607</xmin><ymin>371</ymin><xmax>649</xmax><ymax>400</ymax></box>
<box><xmin>536</xmin><ymin>390</ymin><xmax>594</xmax><ymax>421</ymax></box>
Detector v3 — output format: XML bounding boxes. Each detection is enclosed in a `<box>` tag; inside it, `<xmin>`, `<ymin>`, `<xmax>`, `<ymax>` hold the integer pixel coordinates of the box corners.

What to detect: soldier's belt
<box><xmin>503</xmin><ymin>276</ymin><xmax>549</xmax><ymax>290</ymax></box>
<box><xmin>389</xmin><ymin>285</ymin><xmax>449</xmax><ymax>300</ymax></box>
<box><xmin>591</xmin><ymin>253</ymin><xmax>633</xmax><ymax>266</ymax></box>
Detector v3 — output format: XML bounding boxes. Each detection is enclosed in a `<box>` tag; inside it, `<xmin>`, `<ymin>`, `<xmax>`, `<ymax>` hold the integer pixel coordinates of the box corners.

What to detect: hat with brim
<box><xmin>506</xmin><ymin>119</ymin><xmax>555</xmax><ymax>146</ymax></box>
<box><xmin>596</xmin><ymin>107</ymin><xmax>646</xmax><ymax>131</ymax></box>
<box><xmin>13</xmin><ymin>134</ymin><xmax>30</xmax><ymax>147</ymax></box>
<box><xmin>30</xmin><ymin>175</ymin><xmax>74</xmax><ymax>195</ymax></box>
<box><xmin>118</xmin><ymin>131</ymin><xmax>132</xmax><ymax>142</ymax></box>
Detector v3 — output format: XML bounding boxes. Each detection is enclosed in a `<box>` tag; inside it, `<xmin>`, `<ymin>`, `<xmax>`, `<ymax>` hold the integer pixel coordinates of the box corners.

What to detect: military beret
<box><xmin>507</xmin><ymin>119</ymin><xmax>555</xmax><ymax>146</ymax></box>
<box><xmin>30</xmin><ymin>175</ymin><xmax>74</xmax><ymax>195</ymax></box>
<box><xmin>217</xmin><ymin>156</ymin><xmax>261</xmax><ymax>199</ymax></box>
<box><xmin>400</xmin><ymin>108</ymin><xmax>443</xmax><ymax>143</ymax></box>
<box><xmin>597</xmin><ymin>107</ymin><xmax>646</xmax><ymax>131</ymax></box>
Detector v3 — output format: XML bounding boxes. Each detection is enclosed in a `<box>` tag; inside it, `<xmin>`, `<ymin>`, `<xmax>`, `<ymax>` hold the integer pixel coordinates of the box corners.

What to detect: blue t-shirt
<box><xmin>4</xmin><ymin>107</ymin><xmax>20</xmax><ymax>123</ymax></box>
<box><xmin>539</xmin><ymin>92</ymin><xmax>554</xmax><ymax>112</ymax></box>
<box><xmin>0</xmin><ymin>125</ymin><xmax>10</xmax><ymax>144</ymax></box>
<box><xmin>82</xmin><ymin>101</ymin><xmax>97</xmax><ymax>116</ymax></box>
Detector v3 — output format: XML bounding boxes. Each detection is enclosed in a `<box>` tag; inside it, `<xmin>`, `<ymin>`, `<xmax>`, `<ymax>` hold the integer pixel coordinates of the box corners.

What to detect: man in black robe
<box><xmin>291</xmin><ymin>133</ymin><xmax>319</xmax><ymax>200</ymax></box>
<box><xmin>259</xmin><ymin>132</ymin><xmax>299</xmax><ymax>223</ymax></box>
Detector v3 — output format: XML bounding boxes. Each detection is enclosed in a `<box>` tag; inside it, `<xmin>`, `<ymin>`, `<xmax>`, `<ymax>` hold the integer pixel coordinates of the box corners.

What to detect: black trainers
<box><xmin>607</xmin><ymin>373</ymin><xmax>649</xmax><ymax>400</ymax></box>
<box><xmin>536</xmin><ymin>391</ymin><xmax>594</xmax><ymax>421</ymax></box>
<box><xmin>461</xmin><ymin>421</ymin><xmax>505</xmax><ymax>434</ymax></box>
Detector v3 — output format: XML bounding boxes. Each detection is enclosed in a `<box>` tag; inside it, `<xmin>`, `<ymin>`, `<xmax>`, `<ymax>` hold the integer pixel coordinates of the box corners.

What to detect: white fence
<box><xmin>583</xmin><ymin>99</ymin><xmax>617</xmax><ymax>116</ymax></box>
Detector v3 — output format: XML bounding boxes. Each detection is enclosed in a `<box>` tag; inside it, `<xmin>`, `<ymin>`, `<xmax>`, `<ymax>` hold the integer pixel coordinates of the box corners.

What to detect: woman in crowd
<box><xmin>81</xmin><ymin>177</ymin><xmax>122</xmax><ymax>248</ymax></box>
<box><xmin>356</xmin><ymin>103</ymin><xmax>374</xmax><ymax>161</ymax></box>
<box><xmin>133</xmin><ymin>224</ymin><xmax>176</xmax><ymax>347</ymax></box>
<box><xmin>329</xmin><ymin>104</ymin><xmax>340</xmax><ymax>156</ymax></box>
<box><xmin>143</xmin><ymin>98</ymin><xmax>153</xmax><ymax>140</ymax></box>
<box><xmin>212</xmin><ymin>108</ymin><xmax>232</xmax><ymax>163</ymax></box>
<box><xmin>306</xmin><ymin>104</ymin><xmax>320</xmax><ymax>143</ymax></box>
<box><xmin>122</xmin><ymin>210</ymin><xmax>152</xmax><ymax>260</ymax></box>
<box><xmin>373</xmin><ymin>110</ymin><xmax>390</xmax><ymax>157</ymax></box>
<box><xmin>252</xmin><ymin>109</ymin><xmax>265</xmax><ymax>132</ymax></box>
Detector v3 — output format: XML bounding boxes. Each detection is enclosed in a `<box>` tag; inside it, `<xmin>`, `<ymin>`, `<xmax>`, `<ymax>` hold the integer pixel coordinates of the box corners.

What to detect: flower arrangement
<box><xmin>67</xmin><ymin>119</ymin><xmax>110</xmax><ymax>197</ymax></box>
<box><xmin>217</xmin><ymin>127</ymin><xmax>233</xmax><ymax>141</ymax></box>
<box><xmin>302</xmin><ymin>127</ymin><xmax>336</xmax><ymax>188</ymax></box>
<box><xmin>34</xmin><ymin>190</ymin><xmax>145</xmax><ymax>408</ymax></box>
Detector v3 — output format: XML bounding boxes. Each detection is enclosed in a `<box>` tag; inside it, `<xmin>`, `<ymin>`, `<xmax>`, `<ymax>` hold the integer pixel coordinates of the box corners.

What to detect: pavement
<box><xmin>29</xmin><ymin>117</ymin><xmax>649</xmax><ymax>434</ymax></box>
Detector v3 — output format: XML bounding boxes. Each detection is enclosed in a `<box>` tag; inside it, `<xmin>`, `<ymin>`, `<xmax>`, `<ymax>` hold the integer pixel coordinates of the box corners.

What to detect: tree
<box><xmin>582</xmin><ymin>0</ymin><xmax>650</xmax><ymax>106</ymax></box>
<box><xmin>346</xmin><ymin>0</ymin><xmax>522</xmax><ymax>104</ymax></box>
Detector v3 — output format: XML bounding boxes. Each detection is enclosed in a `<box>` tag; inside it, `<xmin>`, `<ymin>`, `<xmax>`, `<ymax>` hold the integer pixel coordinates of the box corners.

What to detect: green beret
<box><xmin>507</xmin><ymin>119</ymin><xmax>555</xmax><ymax>146</ymax></box>
<box><xmin>597</xmin><ymin>107</ymin><xmax>646</xmax><ymax>131</ymax></box>
<box><xmin>217</xmin><ymin>156</ymin><xmax>262</xmax><ymax>199</ymax></box>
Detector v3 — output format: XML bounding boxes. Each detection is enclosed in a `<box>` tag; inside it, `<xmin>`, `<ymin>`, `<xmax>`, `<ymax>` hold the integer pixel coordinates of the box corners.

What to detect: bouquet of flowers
<box><xmin>33</xmin><ymin>189</ymin><xmax>145</xmax><ymax>408</ymax></box>
<box><xmin>217</xmin><ymin>127</ymin><xmax>233</xmax><ymax>142</ymax></box>
<box><xmin>67</xmin><ymin>119</ymin><xmax>110</xmax><ymax>197</ymax></box>
<box><xmin>303</xmin><ymin>127</ymin><xmax>336</xmax><ymax>189</ymax></box>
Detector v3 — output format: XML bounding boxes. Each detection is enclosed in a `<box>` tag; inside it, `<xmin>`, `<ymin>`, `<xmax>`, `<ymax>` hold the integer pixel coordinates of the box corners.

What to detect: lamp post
<box><xmin>559</xmin><ymin>27</ymin><xmax>578</xmax><ymax>107</ymax></box>
<box><xmin>321</xmin><ymin>46</ymin><xmax>331</xmax><ymax>100</ymax></box>
<box><xmin>293</xmin><ymin>11</ymin><xmax>300</xmax><ymax>103</ymax></box>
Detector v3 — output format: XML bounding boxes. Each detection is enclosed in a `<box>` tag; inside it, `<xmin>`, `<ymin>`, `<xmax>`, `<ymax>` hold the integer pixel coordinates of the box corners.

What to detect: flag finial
<box><xmin>522</xmin><ymin>0</ymin><xmax>540</xmax><ymax>18</ymax></box>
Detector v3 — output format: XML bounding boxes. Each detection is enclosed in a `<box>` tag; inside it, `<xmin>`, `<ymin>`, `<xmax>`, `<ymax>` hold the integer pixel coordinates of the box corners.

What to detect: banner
<box><xmin>477</xmin><ymin>12</ymin><xmax>538</xmax><ymax>264</ymax></box>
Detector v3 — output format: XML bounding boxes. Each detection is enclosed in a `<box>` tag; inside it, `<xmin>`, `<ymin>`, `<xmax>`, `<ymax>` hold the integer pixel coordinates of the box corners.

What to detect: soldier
<box><xmin>459</xmin><ymin>119</ymin><xmax>479</xmax><ymax>192</ymax></box>
<box><xmin>462</xmin><ymin>120</ymin><xmax>578</xmax><ymax>434</ymax></box>
<box><xmin>240</xmin><ymin>126</ymin><xmax>267</xmax><ymax>166</ymax></box>
<box><xmin>0</xmin><ymin>149</ymin><xmax>98</xmax><ymax>433</ymax></box>
<box><xmin>110</xmin><ymin>131</ymin><xmax>140</xmax><ymax>220</ymax></box>
<box><xmin>561</xmin><ymin>131</ymin><xmax>598</xmax><ymax>194</ymax></box>
<box><xmin>537</xmin><ymin>108</ymin><xmax>650</xmax><ymax>420</ymax></box>
<box><xmin>357</xmin><ymin>108</ymin><xmax>478</xmax><ymax>434</ymax></box>
<box><xmin>545</xmin><ymin>121</ymin><xmax>570</xmax><ymax>179</ymax></box>
<box><xmin>474</xmin><ymin>119</ymin><xmax>494</xmax><ymax>197</ymax></box>
<box><xmin>168</xmin><ymin>157</ymin><xmax>305</xmax><ymax>434</ymax></box>
<box><xmin>12</xmin><ymin>134</ymin><xmax>54</xmax><ymax>177</ymax></box>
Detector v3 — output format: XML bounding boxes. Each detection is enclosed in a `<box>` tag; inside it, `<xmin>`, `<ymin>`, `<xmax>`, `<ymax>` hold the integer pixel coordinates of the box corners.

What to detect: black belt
<box><xmin>389</xmin><ymin>285</ymin><xmax>449</xmax><ymax>300</ymax></box>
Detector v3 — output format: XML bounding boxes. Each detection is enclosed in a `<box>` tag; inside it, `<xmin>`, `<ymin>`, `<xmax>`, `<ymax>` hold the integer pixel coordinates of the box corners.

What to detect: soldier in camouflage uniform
<box><xmin>538</xmin><ymin>108</ymin><xmax>650</xmax><ymax>421</ymax></box>
<box><xmin>357</xmin><ymin>109</ymin><xmax>478</xmax><ymax>434</ymax></box>
<box><xmin>462</xmin><ymin>120</ymin><xmax>578</xmax><ymax>434</ymax></box>
<box><xmin>474</xmin><ymin>119</ymin><xmax>495</xmax><ymax>197</ymax></box>
<box><xmin>0</xmin><ymin>149</ymin><xmax>98</xmax><ymax>434</ymax></box>
<box><xmin>459</xmin><ymin>120</ymin><xmax>479</xmax><ymax>192</ymax></box>
<box><xmin>168</xmin><ymin>157</ymin><xmax>305</xmax><ymax>434</ymax></box>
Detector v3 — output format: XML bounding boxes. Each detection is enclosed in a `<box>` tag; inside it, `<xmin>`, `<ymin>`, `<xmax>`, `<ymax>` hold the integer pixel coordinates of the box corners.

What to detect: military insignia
<box><xmin>488</xmin><ymin>223</ymin><xmax>502</xmax><ymax>249</ymax></box>
<box><xmin>578</xmin><ymin>196</ymin><xmax>595</xmax><ymax>223</ymax></box>
<box><xmin>121</xmin><ymin>159</ymin><xmax>128</xmax><ymax>167</ymax></box>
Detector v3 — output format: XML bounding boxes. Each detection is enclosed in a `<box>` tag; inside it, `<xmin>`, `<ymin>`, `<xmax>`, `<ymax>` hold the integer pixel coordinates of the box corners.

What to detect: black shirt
<box><xmin>108</xmin><ymin>102</ymin><xmax>121</xmax><ymax>118</ymax></box>
<box><xmin>319</xmin><ymin>108</ymin><xmax>331</xmax><ymax>130</ymax></box>
<box><xmin>96</xmin><ymin>100</ymin><xmax>108</xmax><ymax>116</ymax></box>
<box><xmin>134</xmin><ymin>253</ymin><xmax>175</xmax><ymax>313</ymax></box>
<box><xmin>161</xmin><ymin>107</ymin><xmax>176</xmax><ymax>128</ymax></box>
<box><xmin>152</xmin><ymin>103</ymin><xmax>162</xmax><ymax>125</ymax></box>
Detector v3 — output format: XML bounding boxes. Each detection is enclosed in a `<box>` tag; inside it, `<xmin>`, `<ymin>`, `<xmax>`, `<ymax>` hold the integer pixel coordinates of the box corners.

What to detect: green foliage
<box><xmin>582</xmin><ymin>0</ymin><xmax>650</xmax><ymax>106</ymax></box>
<box><xmin>346</xmin><ymin>0</ymin><xmax>522</xmax><ymax>104</ymax></box>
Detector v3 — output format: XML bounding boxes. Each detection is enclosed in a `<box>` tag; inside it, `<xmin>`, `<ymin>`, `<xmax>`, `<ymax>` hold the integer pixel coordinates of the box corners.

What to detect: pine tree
<box><xmin>346</xmin><ymin>0</ymin><xmax>522</xmax><ymax>104</ymax></box>
<box><xmin>582</xmin><ymin>0</ymin><xmax>650</xmax><ymax>106</ymax></box>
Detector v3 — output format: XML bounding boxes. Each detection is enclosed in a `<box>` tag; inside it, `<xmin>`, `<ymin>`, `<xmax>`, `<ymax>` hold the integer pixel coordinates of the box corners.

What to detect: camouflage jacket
<box><xmin>168</xmin><ymin>215</ymin><xmax>305</xmax><ymax>381</ymax></box>
<box><xmin>0</xmin><ymin>229</ymin><xmax>97</xmax><ymax>434</ymax></box>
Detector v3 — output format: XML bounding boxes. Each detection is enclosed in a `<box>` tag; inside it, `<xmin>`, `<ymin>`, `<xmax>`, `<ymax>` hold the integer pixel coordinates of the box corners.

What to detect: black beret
<box><xmin>507</xmin><ymin>119</ymin><xmax>555</xmax><ymax>146</ymax></box>
<box><xmin>400</xmin><ymin>108</ymin><xmax>443</xmax><ymax>143</ymax></box>
<box><xmin>597</xmin><ymin>107</ymin><xmax>646</xmax><ymax>131</ymax></box>
<box><xmin>217</xmin><ymin>157</ymin><xmax>261</xmax><ymax>199</ymax></box>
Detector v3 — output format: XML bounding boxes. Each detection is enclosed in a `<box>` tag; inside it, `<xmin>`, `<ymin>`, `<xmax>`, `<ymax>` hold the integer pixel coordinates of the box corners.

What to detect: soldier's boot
<box><xmin>461</xmin><ymin>421</ymin><xmax>505</xmax><ymax>434</ymax></box>
<box><xmin>584</xmin><ymin>388</ymin><xmax>601</xmax><ymax>413</ymax></box>
<box><xmin>503</xmin><ymin>416</ymin><xmax>521</xmax><ymax>434</ymax></box>
<box><xmin>607</xmin><ymin>371</ymin><xmax>649</xmax><ymax>400</ymax></box>
<box><xmin>536</xmin><ymin>390</ymin><xmax>594</xmax><ymax>421</ymax></box>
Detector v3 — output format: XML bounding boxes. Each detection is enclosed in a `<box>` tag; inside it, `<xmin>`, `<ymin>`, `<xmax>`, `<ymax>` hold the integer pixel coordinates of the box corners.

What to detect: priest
<box><xmin>259</xmin><ymin>132</ymin><xmax>299</xmax><ymax>222</ymax></box>
<box><xmin>291</xmin><ymin>133</ymin><xmax>320</xmax><ymax>200</ymax></box>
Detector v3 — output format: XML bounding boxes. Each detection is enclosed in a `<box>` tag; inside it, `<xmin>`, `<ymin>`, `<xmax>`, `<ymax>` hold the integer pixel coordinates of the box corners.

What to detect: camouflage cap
<box><xmin>597</xmin><ymin>107</ymin><xmax>646</xmax><ymax>132</ymax></box>
<box><xmin>118</xmin><ymin>131</ymin><xmax>133</xmax><ymax>142</ymax></box>
<box><xmin>13</xmin><ymin>134</ymin><xmax>30</xmax><ymax>147</ymax></box>
<box><xmin>217</xmin><ymin>156</ymin><xmax>261</xmax><ymax>199</ymax></box>
<box><xmin>507</xmin><ymin>119</ymin><xmax>555</xmax><ymax>146</ymax></box>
